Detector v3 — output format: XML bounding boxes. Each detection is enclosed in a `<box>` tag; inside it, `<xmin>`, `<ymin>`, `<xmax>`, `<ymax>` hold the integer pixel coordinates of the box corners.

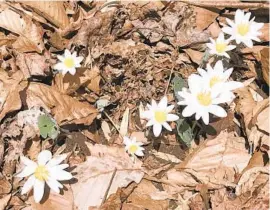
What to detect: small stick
<box><xmin>101</xmin><ymin>168</ymin><xmax>117</xmax><ymax>205</ymax></box>
<box><xmin>165</xmin><ymin>66</ymin><xmax>175</xmax><ymax>95</ymax></box>
<box><xmin>179</xmin><ymin>0</ymin><xmax>269</xmax><ymax>9</ymax></box>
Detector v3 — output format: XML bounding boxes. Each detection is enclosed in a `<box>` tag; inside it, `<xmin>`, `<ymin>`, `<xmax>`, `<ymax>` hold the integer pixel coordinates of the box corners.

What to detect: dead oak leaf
<box><xmin>53</xmin><ymin>66</ymin><xmax>100</xmax><ymax>95</ymax></box>
<box><xmin>25</xmin><ymin>83</ymin><xmax>98</xmax><ymax>125</ymax></box>
<box><xmin>71</xmin><ymin>143</ymin><xmax>144</xmax><ymax>209</ymax></box>
<box><xmin>0</xmin><ymin>70</ymin><xmax>25</xmax><ymax>122</ymax></box>
<box><xmin>22</xmin><ymin>1</ymin><xmax>70</xmax><ymax>29</ymax></box>
<box><xmin>0</xmin><ymin>8</ymin><xmax>44</xmax><ymax>53</ymax></box>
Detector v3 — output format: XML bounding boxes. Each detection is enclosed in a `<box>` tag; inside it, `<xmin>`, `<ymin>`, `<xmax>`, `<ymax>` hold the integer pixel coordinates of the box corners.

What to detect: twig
<box><xmin>103</xmin><ymin>111</ymin><xmax>124</xmax><ymax>142</ymax></box>
<box><xmin>179</xmin><ymin>0</ymin><xmax>269</xmax><ymax>9</ymax></box>
<box><xmin>165</xmin><ymin>66</ymin><xmax>175</xmax><ymax>95</ymax></box>
<box><xmin>101</xmin><ymin>168</ymin><xmax>117</xmax><ymax>205</ymax></box>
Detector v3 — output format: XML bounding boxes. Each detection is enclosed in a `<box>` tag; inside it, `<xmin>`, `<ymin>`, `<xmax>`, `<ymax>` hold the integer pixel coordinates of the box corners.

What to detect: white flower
<box><xmin>53</xmin><ymin>49</ymin><xmax>83</xmax><ymax>75</ymax></box>
<box><xmin>142</xmin><ymin>96</ymin><xmax>179</xmax><ymax>137</ymax></box>
<box><xmin>123</xmin><ymin>136</ymin><xmax>144</xmax><ymax>159</ymax></box>
<box><xmin>178</xmin><ymin>75</ymin><xmax>228</xmax><ymax>125</ymax></box>
<box><xmin>16</xmin><ymin>150</ymin><xmax>72</xmax><ymax>203</ymax></box>
<box><xmin>206</xmin><ymin>32</ymin><xmax>236</xmax><ymax>58</ymax></box>
<box><xmin>222</xmin><ymin>9</ymin><xmax>264</xmax><ymax>48</ymax></box>
<box><xmin>197</xmin><ymin>61</ymin><xmax>243</xmax><ymax>103</ymax></box>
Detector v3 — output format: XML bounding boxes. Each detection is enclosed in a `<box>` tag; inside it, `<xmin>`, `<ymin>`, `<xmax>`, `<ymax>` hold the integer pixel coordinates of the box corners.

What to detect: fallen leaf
<box><xmin>0</xmin><ymin>8</ymin><xmax>44</xmax><ymax>53</ymax></box>
<box><xmin>119</xmin><ymin>107</ymin><xmax>129</xmax><ymax>137</ymax></box>
<box><xmin>0</xmin><ymin>70</ymin><xmax>25</xmax><ymax>122</ymax></box>
<box><xmin>0</xmin><ymin>194</ymin><xmax>11</xmax><ymax>210</ymax></box>
<box><xmin>28</xmin><ymin>184</ymin><xmax>74</xmax><ymax>210</ymax></box>
<box><xmin>71</xmin><ymin>143</ymin><xmax>144</xmax><ymax>209</ymax></box>
<box><xmin>15</xmin><ymin>52</ymin><xmax>50</xmax><ymax>79</ymax></box>
<box><xmin>53</xmin><ymin>67</ymin><xmax>100</xmax><ymax>95</ymax></box>
<box><xmin>193</xmin><ymin>6</ymin><xmax>220</xmax><ymax>31</ymax></box>
<box><xmin>184</xmin><ymin>49</ymin><xmax>204</xmax><ymax>65</ymax></box>
<box><xmin>25</xmin><ymin>82</ymin><xmax>98</xmax><ymax>125</ymax></box>
<box><xmin>125</xmin><ymin>179</ymin><xmax>169</xmax><ymax>210</ymax></box>
<box><xmin>261</xmin><ymin>47</ymin><xmax>269</xmax><ymax>85</ymax></box>
<box><xmin>0</xmin><ymin>32</ymin><xmax>16</xmax><ymax>47</ymax></box>
<box><xmin>101</xmin><ymin>121</ymin><xmax>111</xmax><ymax>141</ymax></box>
<box><xmin>163</xmin><ymin>131</ymin><xmax>251</xmax><ymax>190</ymax></box>
<box><xmin>259</xmin><ymin>23</ymin><xmax>269</xmax><ymax>42</ymax></box>
<box><xmin>22</xmin><ymin>1</ymin><xmax>70</xmax><ymax>29</ymax></box>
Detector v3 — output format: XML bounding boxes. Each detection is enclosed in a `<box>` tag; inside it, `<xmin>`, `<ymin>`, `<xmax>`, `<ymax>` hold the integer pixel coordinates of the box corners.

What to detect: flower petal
<box><xmin>69</xmin><ymin>68</ymin><xmax>76</xmax><ymax>75</ymax></box>
<box><xmin>38</xmin><ymin>150</ymin><xmax>52</xmax><ymax>166</ymax></box>
<box><xmin>162</xmin><ymin>122</ymin><xmax>172</xmax><ymax>131</ymax></box>
<box><xmin>46</xmin><ymin>178</ymin><xmax>63</xmax><ymax>194</ymax></box>
<box><xmin>49</xmin><ymin>167</ymin><xmax>73</xmax><ymax>181</ymax></box>
<box><xmin>33</xmin><ymin>179</ymin><xmax>45</xmax><ymax>203</ymax></box>
<box><xmin>209</xmin><ymin>105</ymin><xmax>227</xmax><ymax>117</ymax></box>
<box><xmin>153</xmin><ymin>123</ymin><xmax>162</xmax><ymax>137</ymax></box>
<box><xmin>182</xmin><ymin>106</ymin><xmax>195</xmax><ymax>117</ymax></box>
<box><xmin>47</xmin><ymin>154</ymin><xmax>68</xmax><ymax>168</ymax></box>
<box><xmin>135</xmin><ymin>150</ymin><xmax>144</xmax><ymax>157</ymax></box>
<box><xmin>166</xmin><ymin>105</ymin><xmax>174</xmax><ymax>113</ymax></box>
<box><xmin>20</xmin><ymin>156</ymin><xmax>37</xmax><ymax>168</ymax></box>
<box><xmin>167</xmin><ymin>114</ymin><xmax>179</xmax><ymax>122</ymax></box>
<box><xmin>16</xmin><ymin>165</ymin><xmax>36</xmax><ymax>178</ymax></box>
<box><xmin>64</xmin><ymin>49</ymin><xmax>71</xmax><ymax>57</ymax></box>
<box><xmin>158</xmin><ymin>96</ymin><xmax>168</xmax><ymax>109</ymax></box>
<box><xmin>21</xmin><ymin>175</ymin><xmax>35</xmax><ymax>194</ymax></box>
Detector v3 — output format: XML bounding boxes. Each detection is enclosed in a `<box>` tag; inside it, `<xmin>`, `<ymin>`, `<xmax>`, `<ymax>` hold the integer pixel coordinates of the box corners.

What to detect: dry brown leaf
<box><xmin>119</xmin><ymin>107</ymin><xmax>129</xmax><ymax>137</ymax></box>
<box><xmin>259</xmin><ymin>23</ymin><xmax>269</xmax><ymax>42</ymax></box>
<box><xmin>193</xmin><ymin>6</ymin><xmax>220</xmax><ymax>31</ymax></box>
<box><xmin>25</xmin><ymin>82</ymin><xmax>98</xmax><ymax>125</ymax></box>
<box><xmin>163</xmin><ymin>131</ymin><xmax>251</xmax><ymax>190</ymax></box>
<box><xmin>15</xmin><ymin>52</ymin><xmax>50</xmax><ymax>79</ymax></box>
<box><xmin>184</xmin><ymin>49</ymin><xmax>204</xmax><ymax>65</ymax></box>
<box><xmin>53</xmin><ymin>67</ymin><xmax>100</xmax><ymax>95</ymax></box>
<box><xmin>0</xmin><ymin>70</ymin><xmax>25</xmax><ymax>122</ymax></box>
<box><xmin>0</xmin><ymin>8</ymin><xmax>44</xmax><ymax>53</ymax></box>
<box><xmin>261</xmin><ymin>47</ymin><xmax>269</xmax><ymax>85</ymax></box>
<box><xmin>0</xmin><ymin>178</ymin><xmax>11</xmax><ymax>194</ymax></box>
<box><xmin>22</xmin><ymin>1</ymin><xmax>69</xmax><ymax>29</ymax></box>
<box><xmin>71</xmin><ymin>143</ymin><xmax>144</xmax><ymax>209</ymax></box>
<box><xmin>0</xmin><ymin>194</ymin><xmax>11</xmax><ymax>210</ymax></box>
<box><xmin>27</xmin><ymin>184</ymin><xmax>74</xmax><ymax>210</ymax></box>
<box><xmin>125</xmin><ymin>179</ymin><xmax>169</xmax><ymax>210</ymax></box>
<box><xmin>0</xmin><ymin>32</ymin><xmax>16</xmax><ymax>47</ymax></box>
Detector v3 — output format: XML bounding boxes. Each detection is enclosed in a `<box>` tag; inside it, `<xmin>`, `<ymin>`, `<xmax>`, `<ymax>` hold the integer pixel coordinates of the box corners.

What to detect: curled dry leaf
<box><xmin>0</xmin><ymin>8</ymin><xmax>44</xmax><ymax>53</ymax></box>
<box><xmin>163</xmin><ymin>131</ymin><xmax>251</xmax><ymax>190</ymax></box>
<box><xmin>0</xmin><ymin>32</ymin><xmax>16</xmax><ymax>47</ymax></box>
<box><xmin>0</xmin><ymin>194</ymin><xmax>11</xmax><ymax>210</ymax></box>
<box><xmin>124</xmin><ymin>179</ymin><xmax>169</xmax><ymax>210</ymax></box>
<box><xmin>71</xmin><ymin>143</ymin><xmax>144</xmax><ymax>209</ymax></box>
<box><xmin>193</xmin><ymin>6</ymin><xmax>220</xmax><ymax>31</ymax></box>
<box><xmin>53</xmin><ymin>66</ymin><xmax>100</xmax><ymax>95</ymax></box>
<box><xmin>22</xmin><ymin>1</ymin><xmax>70</xmax><ymax>29</ymax></box>
<box><xmin>15</xmin><ymin>52</ymin><xmax>50</xmax><ymax>79</ymax></box>
<box><xmin>0</xmin><ymin>70</ymin><xmax>25</xmax><ymax>122</ymax></box>
<box><xmin>25</xmin><ymin>83</ymin><xmax>98</xmax><ymax>125</ymax></box>
<box><xmin>28</xmin><ymin>185</ymin><xmax>74</xmax><ymax>210</ymax></box>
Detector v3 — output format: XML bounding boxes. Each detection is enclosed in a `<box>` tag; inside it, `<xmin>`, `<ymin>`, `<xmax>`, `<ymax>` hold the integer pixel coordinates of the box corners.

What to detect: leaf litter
<box><xmin>0</xmin><ymin>1</ymin><xmax>268</xmax><ymax>210</ymax></box>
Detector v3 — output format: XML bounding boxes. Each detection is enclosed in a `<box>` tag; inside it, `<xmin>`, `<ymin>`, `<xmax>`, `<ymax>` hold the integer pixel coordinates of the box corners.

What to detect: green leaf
<box><xmin>173</xmin><ymin>74</ymin><xmax>193</xmax><ymax>147</ymax></box>
<box><xmin>172</xmin><ymin>75</ymin><xmax>187</xmax><ymax>101</ymax></box>
<box><xmin>38</xmin><ymin>114</ymin><xmax>59</xmax><ymax>139</ymax></box>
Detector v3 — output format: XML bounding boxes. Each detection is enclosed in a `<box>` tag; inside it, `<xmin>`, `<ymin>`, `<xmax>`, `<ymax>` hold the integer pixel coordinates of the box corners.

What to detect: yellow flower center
<box><xmin>209</xmin><ymin>76</ymin><xmax>222</xmax><ymax>88</ymax></box>
<box><xmin>215</xmin><ymin>42</ymin><xmax>227</xmax><ymax>53</ymax></box>
<box><xmin>154</xmin><ymin>111</ymin><xmax>167</xmax><ymax>123</ymax></box>
<box><xmin>34</xmin><ymin>165</ymin><xmax>49</xmax><ymax>181</ymax></box>
<box><xmin>129</xmin><ymin>145</ymin><xmax>138</xmax><ymax>154</ymax></box>
<box><xmin>237</xmin><ymin>23</ymin><xmax>249</xmax><ymax>36</ymax></box>
<box><xmin>64</xmin><ymin>58</ymin><xmax>75</xmax><ymax>68</ymax></box>
<box><xmin>197</xmin><ymin>92</ymin><xmax>212</xmax><ymax>106</ymax></box>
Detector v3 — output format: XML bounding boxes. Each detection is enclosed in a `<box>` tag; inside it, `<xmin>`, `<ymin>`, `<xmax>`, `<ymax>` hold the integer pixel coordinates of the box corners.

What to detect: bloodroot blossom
<box><xmin>123</xmin><ymin>136</ymin><xmax>144</xmax><ymax>161</ymax></box>
<box><xmin>206</xmin><ymin>32</ymin><xmax>236</xmax><ymax>58</ymax></box>
<box><xmin>142</xmin><ymin>96</ymin><xmax>179</xmax><ymax>137</ymax></box>
<box><xmin>16</xmin><ymin>150</ymin><xmax>72</xmax><ymax>203</ymax></box>
<box><xmin>222</xmin><ymin>9</ymin><xmax>264</xmax><ymax>48</ymax></box>
<box><xmin>53</xmin><ymin>49</ymin><xmax>83</xmax><ymax>75</ymax></box>
<box><xmin>177</xmin><ymin>75</ymin><xmax>228</xmax><ymax>125</ymax></box>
